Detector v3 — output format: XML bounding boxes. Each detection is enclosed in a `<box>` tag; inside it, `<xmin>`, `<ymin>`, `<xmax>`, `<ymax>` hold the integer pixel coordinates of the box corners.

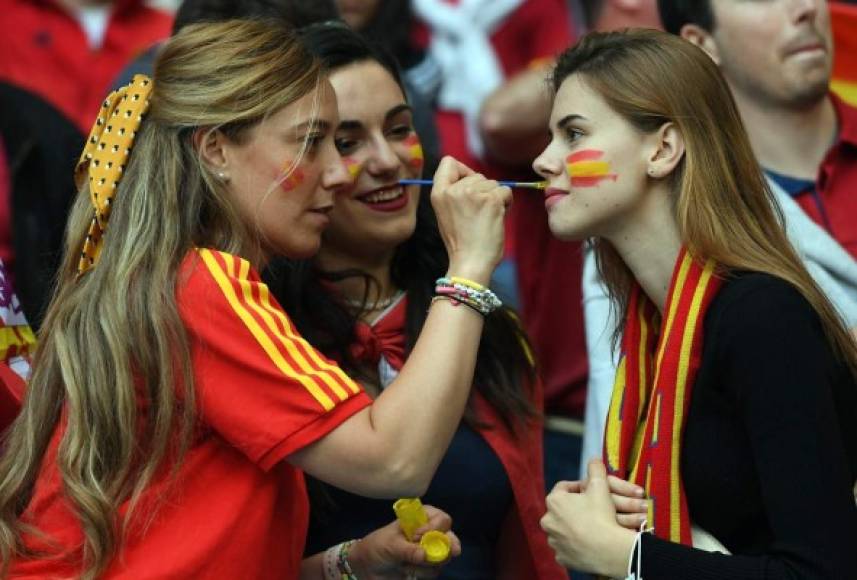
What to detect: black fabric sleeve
<box><xmin>640</xmin><ymin>277</ymin><xmax>857</xmax><ymax>579</ymax></box>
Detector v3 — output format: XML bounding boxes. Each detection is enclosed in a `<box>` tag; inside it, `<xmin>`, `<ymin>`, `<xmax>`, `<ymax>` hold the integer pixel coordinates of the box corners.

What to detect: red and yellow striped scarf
<box><xmin>603</xmin><ymin>248</ymin><xmax>722</xmax><ymax>544</ymax></box>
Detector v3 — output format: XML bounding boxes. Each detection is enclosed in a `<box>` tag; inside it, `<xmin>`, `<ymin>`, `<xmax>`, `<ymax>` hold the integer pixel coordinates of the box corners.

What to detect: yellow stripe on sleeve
<box><xmin>198</xmin><ymin>249</ymin><xmax>335</xmax><ymax>411</ymax></box>
<box><xmin>228</xmin><ymin>256</ymin><xmax>355</xmax><ymax>401</ymax></box>
<box><xmin>256</xmin><ymin>283</ymin><xmax>361</xmax><ymax>396</ymax></box>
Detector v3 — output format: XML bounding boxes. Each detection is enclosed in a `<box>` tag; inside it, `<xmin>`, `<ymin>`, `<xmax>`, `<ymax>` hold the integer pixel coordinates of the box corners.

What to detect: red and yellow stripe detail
<box><xmin>603</xmin><ymin>249</ymin><xmax>721</xmax><ymax>544</ymax></box>
<box><xmin>403</xmin><ymin>134</ymin><xmax>424</xmax><ymax>170</ymax></box>
<box><xmin>198</xmin><ymin>249</ymin><xmax>360</xmax><ymax>411</ymax></box>
<box><xmin>343</xmin><ymin>157</ymin><xmax>362</xmax><ymax>181</ymax></box>
<box><xmin>280</xmin><ymin>162</ymin><xmax>306</xmax><ymax>192</ymax></box>
<box><xmin>566</xmin><ymin>149</ymin><xmax>617</xmax><ymax>187</ymax></box>
<box><xmin>831</xmin><ymin>2</ymin><xmax>857</xmax><ymax>106</ymax></box>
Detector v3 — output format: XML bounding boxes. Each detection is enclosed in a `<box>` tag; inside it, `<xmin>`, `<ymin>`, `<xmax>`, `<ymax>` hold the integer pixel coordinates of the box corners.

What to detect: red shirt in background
<box><xmin>415</xmin><ymin>0</ymin><xmax>588</xmax><ymax>417</ymax></box>
<box><xmin>794</xmin><ymin>95</ymin><xmax>857</xmax><ymax>260</ymax></box>
<box><xmin>11</xmin><ymin>249</ymin><xmax>370</xmax><ymax>579</ymax></box>
<box><xmin>0</xmin><ymin>0</ymin><xmax>172</xmax><ymax>134</ymax></box>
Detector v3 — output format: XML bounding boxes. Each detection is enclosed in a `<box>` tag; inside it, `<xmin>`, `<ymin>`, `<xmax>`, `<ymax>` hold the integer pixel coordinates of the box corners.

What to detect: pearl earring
<box><xmin>217</xmin><ymin>171</ymin><xmax>230</xmax><ymax>182</ymax></box>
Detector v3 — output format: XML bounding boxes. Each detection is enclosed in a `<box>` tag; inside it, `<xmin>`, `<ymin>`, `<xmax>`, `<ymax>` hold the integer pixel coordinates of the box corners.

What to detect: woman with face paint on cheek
<box><xmin>534</xmin><ymin>29</ymin><xmax>857</xmax><ymax>579</ymax></box>
<box><xmin>0</xmin><ymin>19</ymin><xmax>512</xmax><ymax>580</ymax></box>
<box><xmin>262</xmin><ymin>22</ymin><xmax>567</xmax><ymax>580</ymax></box>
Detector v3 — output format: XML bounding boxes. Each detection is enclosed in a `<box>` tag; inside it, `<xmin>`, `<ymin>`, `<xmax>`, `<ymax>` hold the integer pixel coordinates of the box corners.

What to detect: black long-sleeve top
<box><xmin>641</xmin><ymin>273</ymin><xmax>857</xmax><ymax>579</ymax></box>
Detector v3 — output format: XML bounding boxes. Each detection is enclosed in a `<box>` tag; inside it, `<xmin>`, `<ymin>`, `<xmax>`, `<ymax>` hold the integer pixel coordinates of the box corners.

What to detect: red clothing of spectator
<box><xmin>0</xmin><ymin>0</ymin><xmax>172</xmax><ymax>134</ymax></box>
<box><xmin>794</xmin><ymin>95</ymin><xmax>857</xmax><ymax>260</ymax></box>
<box><xmin>414</xmin><ymin>0</ymin><xmax>587</xmax><ymax>416</ymax></box>
<box><xmin>0</xmin><ymin>361</ymin><xmax>24</xmax><ymax>434</ymax></box>
<box><xmin>830</xmin><ymin>1</ymin><xmax>857</xmax><ymax>105</ymax></box>
<box><xmin>10</xmin><ymin>249</ymin><xmax>370</xmax><ymax>578</ymax></box>
<box><xmin>416</xmin><ymin>0</ymin><xmax>572</xmax><ymax>176</ymax></box>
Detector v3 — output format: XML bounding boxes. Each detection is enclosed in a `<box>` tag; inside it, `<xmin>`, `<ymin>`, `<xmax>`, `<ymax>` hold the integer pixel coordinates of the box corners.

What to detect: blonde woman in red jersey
<box><xmin>0</xmin><ymin>19</ymin><xmax>510</xmax><ymax>579</ymax></box>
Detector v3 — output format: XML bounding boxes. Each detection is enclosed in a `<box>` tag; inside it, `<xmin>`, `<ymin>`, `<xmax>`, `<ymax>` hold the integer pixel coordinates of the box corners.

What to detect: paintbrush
<box><xmin>398</xmin><ymin>178</ymin><xmax>546</xmax><ymax>190</ymax></box>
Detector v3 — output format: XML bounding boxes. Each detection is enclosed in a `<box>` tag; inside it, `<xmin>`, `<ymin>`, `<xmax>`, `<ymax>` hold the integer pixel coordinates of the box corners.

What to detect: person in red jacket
<box><xmin>0</xmin><ymin>0</ymin><xmax>173</xmax><ymax>134</ymax></box>
<box><xmin>267</xmin><ymin>22</ymin><xmax>567</xmax><ymax>580</ymax></box>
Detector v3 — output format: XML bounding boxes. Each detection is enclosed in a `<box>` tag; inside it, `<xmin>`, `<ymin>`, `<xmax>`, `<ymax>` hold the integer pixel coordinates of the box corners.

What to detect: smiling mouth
<box><xmin>357</xmin><ymin>185</ymin><xmax>405</xmax><ymax>204</ymax></box>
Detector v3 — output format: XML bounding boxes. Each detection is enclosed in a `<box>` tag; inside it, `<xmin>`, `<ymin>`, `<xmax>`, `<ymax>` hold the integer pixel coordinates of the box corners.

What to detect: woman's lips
<box><xmin>355</xmin><ymin>185</ymin><xmax>409</xmax><ymax>212</ymax></box>
<box><xmin>544</xmin><ymin>187</ymin><xmax>569</xmax><ymax>210</ymax></box>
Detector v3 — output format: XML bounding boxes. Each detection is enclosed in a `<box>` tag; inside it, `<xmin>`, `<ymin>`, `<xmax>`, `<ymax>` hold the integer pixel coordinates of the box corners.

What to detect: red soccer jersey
<box><xmin>0</xmin><ymin>0</ymin><xmax>172</xmax><ymax>134</ymax></box>
<box><xmin>10</xmin><ymin>249</ymin><xmax>370</xmax><ymax>579</ymax></box>
<box><xmin>794</xmin><ymin>96</ymin><xmax>857</xmax><ymax>260</ymax></box>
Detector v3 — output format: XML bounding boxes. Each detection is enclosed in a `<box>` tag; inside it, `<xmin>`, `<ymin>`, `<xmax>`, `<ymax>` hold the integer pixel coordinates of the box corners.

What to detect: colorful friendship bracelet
<box><xmin>323</xmin><ymin>539</ymin><xmax>359</xmax><ymax>580</ymax></box>
<box><xmin>434</xmin><ymin>277</ymin><xmax>502</xmax><ymax>315</ymax></box>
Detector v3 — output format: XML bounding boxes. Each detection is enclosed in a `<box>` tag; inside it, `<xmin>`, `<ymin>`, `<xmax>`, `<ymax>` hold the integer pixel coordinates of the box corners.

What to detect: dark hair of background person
<box><xmin>0</xmin><ymin>83</ymin><xmax>84</xmax><ymax>330</ymax></box>
<box><xmin>656</xmin><ymin>0</ymin><xmax>715</xmax><ymax>34</ymax></box>
<box><xmin>349</xmin><ymin>1</ymin><xmax>424</xmax><ymax>70</ymax></box>
<box><xmin>172</xmin><ymin>0</ymin><xmax>338</xmax><ymax>33</ymax></box>
<box><xmin>267</xmin><ymin>22</ymin><xmax>537</xmax><ymax>433</ymax></box>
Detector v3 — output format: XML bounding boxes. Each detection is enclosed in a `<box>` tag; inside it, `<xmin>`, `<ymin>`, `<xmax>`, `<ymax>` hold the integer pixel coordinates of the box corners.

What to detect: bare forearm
<box><xmin>368</xmin><ymin>297</ymin><xmax>485</xmax><ymax>488</ymax></box>
<box><xmin>479</xmin><ymin>66</ymin><xmax>553</xmax><ymax>165</ymax></box>
<box><xmin>299</xmin><ymin>554</ymin><xmax>324</xmax><ymax>580</ymax></box>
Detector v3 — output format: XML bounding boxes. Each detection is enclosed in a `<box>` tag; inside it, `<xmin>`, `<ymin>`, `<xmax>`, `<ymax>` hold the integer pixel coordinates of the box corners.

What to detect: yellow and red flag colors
<box><xmin>0</xmin><ymin>260</ymin><xmax>35</xmax><ymax>375</ymax></box>
<box><xmin>343</xmin><ymin>157</ymin><xmax>362</xmax><ymax>181</ymax></box>
<box><xmin>196</xmin><ymin>248</ymin><xmax>361</xmax><ymax>411</ymax></box>
<box><xmin>403</xmin><ymin>134</ymin><xmax>424</xmax><ymax>170</ymax></box>
<box><xmin>566</xmin><ymin>149</ymin><xmax>617</xmax><ymax>187</ymax></box>
<box><xmin>280</xmin><ymin>163</ymin><xmax>306</xmax><ymax>192</ymax></box>
<box><xmin>604</xmin><ymin>248</ymin><xmax>722</xmax><ymax>544</ymax></box>
<box><xmin>831</xmin><ymin>2</ymin><xmax>857</xmax><ymax>106</ymax></box>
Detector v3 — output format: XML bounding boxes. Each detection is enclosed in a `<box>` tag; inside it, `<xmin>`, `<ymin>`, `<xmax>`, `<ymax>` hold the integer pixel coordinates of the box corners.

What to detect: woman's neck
<box><xmin>603</xmin><ymin>185</ymin><xmax>683</xmax><ymax>312</ymax></box>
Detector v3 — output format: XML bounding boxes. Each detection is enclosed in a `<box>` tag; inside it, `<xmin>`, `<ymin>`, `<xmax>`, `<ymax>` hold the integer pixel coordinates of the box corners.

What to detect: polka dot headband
<box><xmin>75</xmin><ymin>74</ymin><xmax>153</xmax><ymax>274</ymax></box>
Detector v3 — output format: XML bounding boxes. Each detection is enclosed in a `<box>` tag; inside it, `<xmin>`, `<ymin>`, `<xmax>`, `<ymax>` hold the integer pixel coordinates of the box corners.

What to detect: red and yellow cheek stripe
<box><xmin>566</xmin><ymin>149</ymin><xmax>617</xmax><ymax>187</ymax></box>
<box><xmin>343</xmin><ymin>157</ymin><xmax>362</xmax><ymax>181</ymax></box>
<box><xmin>403</xmin><ymin>134</ymin><xmax>424</xmax><ymax>170</ymax></box>
<box><xmin>280</xmin><ymin>162</ymin><xmax>305</xmax><ymax>192</ymax></box>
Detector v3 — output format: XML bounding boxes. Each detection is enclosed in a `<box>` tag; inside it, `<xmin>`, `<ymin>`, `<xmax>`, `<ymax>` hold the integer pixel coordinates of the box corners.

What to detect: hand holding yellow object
<box><xmin>393</xmin><ymin>498</ymin><xmax>452</xmax><ymax>563</ymax></box>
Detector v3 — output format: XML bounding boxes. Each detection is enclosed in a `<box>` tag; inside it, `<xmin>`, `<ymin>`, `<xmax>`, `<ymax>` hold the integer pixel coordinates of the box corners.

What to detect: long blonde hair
<box><xmin>553</xmin><ymin>29</ymin><xmax>857</xmax><ymax>373</ymax></box>
<box><xmin>0</xmin><ymin>19</ymin><xmax>322</xmax><ymax>578</ymax></box>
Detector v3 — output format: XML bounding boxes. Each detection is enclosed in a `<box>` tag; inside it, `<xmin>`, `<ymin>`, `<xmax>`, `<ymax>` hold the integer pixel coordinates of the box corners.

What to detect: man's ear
<box><xmin>647</xmin><ymin>122</ymin><xmax>685</xmax><ymax>179</ymax></box>
<box><xmin>193</xmin><ymin>127</ymin><xmax>230</xmax><ymax>174</ymax></box>
<box><xmin>680</xmin><ymin>23</ymin><xmax>721</xmax><ymax>65</ymax></box>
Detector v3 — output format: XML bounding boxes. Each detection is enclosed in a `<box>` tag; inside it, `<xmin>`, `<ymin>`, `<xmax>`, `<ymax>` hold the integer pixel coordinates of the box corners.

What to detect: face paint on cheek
<box><xmin>566</xmin><ymin>149</ymin><xmax>617</xmax><ymax>187</ymax></box>
<box><xmin>279</xmin><ymin>161</ymin><xmax>306</xmax><ymax>192</ymax></box>
<box><xmin>403</xmin><ymin>134</ymin><xmax>424</xmax><ymax>171</ymax></box>
<box><xmin>343</xmin><ymin>157</ymin><xmax>362</xmax><ymax>181</ymax></box>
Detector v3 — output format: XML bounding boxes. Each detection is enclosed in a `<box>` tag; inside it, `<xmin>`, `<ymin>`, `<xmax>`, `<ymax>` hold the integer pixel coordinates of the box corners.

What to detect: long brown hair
<box><xmin>0</xmin><ymin>19</ymin><xmax>321</xmax><ymax>579</ymax></box>
<box><xmin>553</xmin><ymin>28</ymin><xmax>857</xmax><ymax>373</ymax></box>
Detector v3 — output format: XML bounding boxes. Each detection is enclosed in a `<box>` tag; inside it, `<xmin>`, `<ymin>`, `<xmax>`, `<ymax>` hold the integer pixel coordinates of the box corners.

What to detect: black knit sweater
<box><xmin>640</xmin><ymin>273</ymin><xmax>857</xmax><ymax>579</ymax></box>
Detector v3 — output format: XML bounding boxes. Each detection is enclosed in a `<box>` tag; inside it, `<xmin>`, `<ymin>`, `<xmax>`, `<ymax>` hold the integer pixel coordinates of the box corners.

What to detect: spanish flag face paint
<box><xmin>343</xmin><ymin>157</ymin><xmax>362</xmax><ymax>182</ymax></box>
<box><xmin>279</xmin><ymin>161</ymin><xmax>305</xmax><ymax>192</ymax></box>
<box><xmin>566</xmin><ymin>149</ymin><xmax>617</xmax><ymax>187</ymax></box>
<box><xmin>403</xmin><ymin>134</ymin><xmax>424</xmax><ymax>171</ymax></box>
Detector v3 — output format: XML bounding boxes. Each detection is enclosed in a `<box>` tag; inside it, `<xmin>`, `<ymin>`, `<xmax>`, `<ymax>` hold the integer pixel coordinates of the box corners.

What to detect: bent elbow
<box><xmin>380</xmin><ymin>458</ymin><xmax>432</xmax><ymax>498</ymax></box>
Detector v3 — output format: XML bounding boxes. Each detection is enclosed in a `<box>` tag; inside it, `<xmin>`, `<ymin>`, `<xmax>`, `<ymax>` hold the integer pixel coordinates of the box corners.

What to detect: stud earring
<box><xmin>217</xmin><ymin>171</ymin><xmax>230</xmax><ymax>183</ymax></box>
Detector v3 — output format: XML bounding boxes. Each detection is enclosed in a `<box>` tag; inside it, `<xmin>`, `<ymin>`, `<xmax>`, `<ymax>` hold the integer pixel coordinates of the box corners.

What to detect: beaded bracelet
<box><xmin>431</xmin><ymin>294</ymin><xmax>485</xmax><ymax>317</ymax></box>
<box><xmin>322</xmin><ymin>540</ymin><xmax>359</xmax><ymax>580</ymax></box>
<box><xmin>337</xmin><ymin>539</ymin><xmax>359</xmax><ymax>579</ymax></box>
<box><xmin>434</xmin><ymin>276</ymin><xmax>502</xmax><ymax>315</ymax></box>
